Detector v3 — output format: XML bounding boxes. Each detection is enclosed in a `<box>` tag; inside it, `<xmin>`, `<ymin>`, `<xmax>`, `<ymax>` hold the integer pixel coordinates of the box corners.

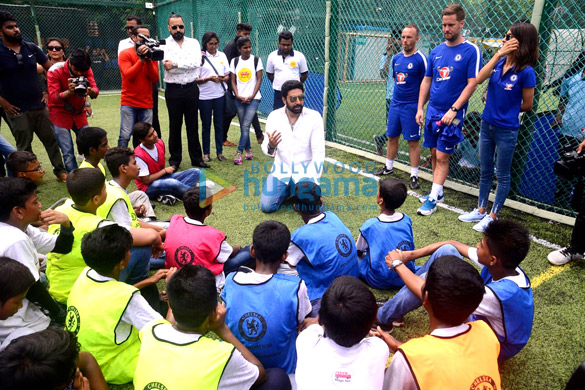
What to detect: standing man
<box><xmin>260</xmin><ymin>80</ymin><xmax>325</xmax><ymax>213</ymax></box>
<box><xmin>0</xmin><ymin>11</ymin><xmax>67</xmax><ymax>182</ymax></box>
<box><xmin>266</xmin><ymin>30</ymin><xmax>309</xmax><ymax>110</ymax></box>
<box><xmin>118</xmin><ymin>25</ymin><xmax>159</xmax><ymax>148</ymax></box>
<box><xmin>374</xmin><ymin>25</ymin><xmax>427</xmax><ymax>190</ymax></box>
<box><xmin>162</xmin><ymin>14</ymin><xmax>209</xmax><ymax>169</ymax></box>
<box><xmin>416</xmin><ymin>4</ymin><xmax>481</xmax><ymax>215</ymax></box>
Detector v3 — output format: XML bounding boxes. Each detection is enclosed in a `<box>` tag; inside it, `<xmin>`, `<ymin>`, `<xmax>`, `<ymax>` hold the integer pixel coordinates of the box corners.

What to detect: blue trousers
<box><xmin>145</xmin><ymin>169</ymin><xmax>201</xmax><ymax>199</ymax></box>
<box><xmin>223</xmin><ymin>245</ymin><xmax>255</xmax><ymax>275</ymax></box>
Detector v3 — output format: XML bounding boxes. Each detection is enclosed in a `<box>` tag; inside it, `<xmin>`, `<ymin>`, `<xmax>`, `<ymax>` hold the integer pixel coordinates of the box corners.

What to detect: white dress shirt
<box><xmin>261</xmin><ymin>106</ymin><xmax>325</xmax><ymax>184</ymax></box>
<box><xmin>163</xmin><ymin>36</ymin><xmax>201</xmax><ymax>84</ymax></box>
<box><xmin>117</xmin><ymin>37</ymin><xmax>134</xmax><ymax>56</ymax></box>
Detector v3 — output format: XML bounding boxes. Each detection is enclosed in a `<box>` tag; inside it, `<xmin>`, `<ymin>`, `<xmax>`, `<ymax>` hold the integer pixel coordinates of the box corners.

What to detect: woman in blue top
<box><xmin>459</xmin><ymin>21</ymin><xmax>539</xmax><ymax>232</ymax></box>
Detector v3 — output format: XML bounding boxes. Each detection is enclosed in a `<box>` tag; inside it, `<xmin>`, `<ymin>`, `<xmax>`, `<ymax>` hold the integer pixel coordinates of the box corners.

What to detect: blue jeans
<box><xmin>223</xmin><ymin>245</ymin><xmax>255</xmax><ymax>275</ymax></box>
<box><xmin>144</xmin><ymin>168</ymin><xmax>201</xmax><ymax>199</ymax></box>
<box><xmin>53</xmin><ymin>124</ymin><xmax>87</xmax><ymax>173</ymax></box>
<box><xmin>0</xmin><ymin>133</ymin><xmax>16</xmax><ymax>176</ymax></box>
<box><xmin>478</xmin><ymin>120</ymin><xmax>519</xmax><ymax>215</ymax></box>
<box><xmin>235</xmin><ymin>99</ymin><xmax>260</xmax><ymax>153</ymax></box>
<box><xmin>200</xmin><ymin>97</ymin><xmax>225</xmax><ymax>156</ymax></box>
<box><xmin>260</xmin><ymin>174</ymin><xmax>295</xmax><ymax>213</ymax></box>
<box><xmin>120</xmin><ymin>245</ymin><xmax>152</xmax><ymax>285</ymax></box>
<box><xmin>377</xmin><ymin>244</ymin><xmax>460</xmax><ymax>324</ymax></box>
<box><xmin>119</xmin><ymin>105</ymin><xmax>153</xmax><ymax>147</ymax></box>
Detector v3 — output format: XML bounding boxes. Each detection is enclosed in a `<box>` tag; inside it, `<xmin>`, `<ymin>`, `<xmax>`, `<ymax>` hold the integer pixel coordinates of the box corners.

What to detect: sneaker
<box><xmin>374</xmin><ymin>166</ymin><xmax>393</xmax><ymax>176</ymax></box>
<box><xmin>245</xmin><ymin>150</ymin><xmax>253</xmax><ymax>160</ymax></box>
<box><xmin>417</xmin><ymin>198</ymin><xmax>438</xmax><ymax>216</ymax></box>
<box><xmin>156</xmin><ymin>195</ymin><xmax>179</xmax><ymax>206</ymax></box>
<box><xmin>458</xmin><ymin>208</ymin><xmax>486</xmax><ymax>223</ymax></box>
<box><xmin>419</xmin><ymin>193</ymin><xmax>444</xmax><ymax>204</ymax></box>
<box><xmin>547</xmin><ymin>247</ymin><xmax>584</xmax><ymax>266</ymax></box>
<box><xmin>472</xmin><ymin>214</ymin><xmax>495</xmax><ymax>232</ymax></box>
<box><xmin>409</xmin><ymin>176</ymin><xmax>420</xmax><ymax>190</ymax></box>
<box><xmin>203</xmin><ymin>155</ymin><xmax>211</xmax><ymax>163</ymax></box>
<box><xmin>373</xmin><ymin>134</ymin><xmax>387</xmax><ymax>156</ymax></box>
<box><xmin>233</xmin><ymin>152</ymin><xmax>242</xmax><ymax>165</ymax></box>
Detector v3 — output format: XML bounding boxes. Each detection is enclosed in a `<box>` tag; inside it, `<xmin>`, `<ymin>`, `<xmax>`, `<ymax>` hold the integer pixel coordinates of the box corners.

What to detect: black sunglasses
<box><xmin>171</xmin><ymin>25</ymin><xmax>185</xmax><ymax>30</ymax></box>
<box><xmin>48</xmin><ymin>46</ymin><xmax>63</xmax><ymax>51</ymax></box>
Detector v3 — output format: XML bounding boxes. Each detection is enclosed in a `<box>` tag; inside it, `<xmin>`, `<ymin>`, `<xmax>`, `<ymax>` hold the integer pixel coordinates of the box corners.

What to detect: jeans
<box><xmin>377</xmin><ymin>244</ymin><xmax>460</xmax><ymax>324</ymax></box>
<box><xmin>119</xmin><ymin>105</ymin><xmax>153</xmax><ymax>147</ymax></box>
<box><xmin>223</xmin><ymin>245</ymin><xmax>255</xmax><ymax>275</ymax></box>
<box><xmin>53</xmin><ymin>124</ymin><xmax>87</xmax><ymax>173</ymax></box>
<box><xmin>477</xmin><ymin>120</ymin><xmax>519</xmax><ymax>215</ymax></box>
<box><xmin>144</xmin><ymin>168</ymin><xmax>201</xmax><ymax>199</ymax></box>
<box><xmin>120</xmin><ymin>245</ymin><xmax>152</xmax><ymax>285</ymax></box>
<box><xmin>0</xmin><ymin>133</ymin><xmax>16</xmax><ymax>177</ymax></box>
<box><xmin>199</xmin><ymin>97</ymin><xmax>225</xmax><ymax>155</ymax></box>
<box><xmin>260</xmin><ymin>174</ymin><xmax>295</xmax><ymax>213</ymax></box>
<box><xmin>235</xmin><ymin>99</ymin><xmax>260</xmax><ymax>153</ymax></box>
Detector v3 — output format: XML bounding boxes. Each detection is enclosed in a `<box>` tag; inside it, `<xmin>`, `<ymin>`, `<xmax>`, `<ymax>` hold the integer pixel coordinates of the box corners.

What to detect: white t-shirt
<box><xmin>149</xmin><ymin>321</ymin><xmax>259</xmax><ymax>390</ymax></box>
<box><xmin>296</xmin><ymin>324</ymin><xmax>389</xmax><ymax>390</ymax></box>
<box><xmin>199</xmin><ymin>51</ymin><xmax>230</xmax><ymax>100</ymax></box>
<box><xmin>229</xmin><ymin>55</ymin><xmax>263</xmax><ymax>100</ymax></box>
<box><xmin>266</xmin><ymin>49</ymin><xmax>309</xmax><ymax>90</ymax></box>
<box><xmin>136</xmin><ymin>144</ymin><xmax>161</xmax><ymax>177</ymax></box>
<box><xmin>118</xmin><ymin>37</ymin><xmax>134</xmax><ymax>56</ymax></box>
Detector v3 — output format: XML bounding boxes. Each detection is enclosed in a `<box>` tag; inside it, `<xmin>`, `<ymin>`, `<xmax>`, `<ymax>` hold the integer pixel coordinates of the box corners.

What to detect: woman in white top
<box><xmin>196</xmin><ymin>32</ymin><xmax>230</xmax><ymax>162</ymax></box>
<box><xmin>229</xmin><ymin>37</ymin><xmax>263</xmax><ymax>165</ymax></box>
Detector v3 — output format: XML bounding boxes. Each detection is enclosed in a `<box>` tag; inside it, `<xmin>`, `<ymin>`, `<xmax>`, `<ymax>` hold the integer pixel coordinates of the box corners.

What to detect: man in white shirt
<box><xmin>266</xmin><ymin>31</ymin><xmax>309</xmax><ymax>111</ymax></box>
<box><xmin>162</xmin><ymin>13</ymin><xmax>208</xmax><ymax>169</ymax></box>
<box><xmin>260</xmin><ymin>80</ymin><xmax>325</xmax><ymax>213</ymax></box>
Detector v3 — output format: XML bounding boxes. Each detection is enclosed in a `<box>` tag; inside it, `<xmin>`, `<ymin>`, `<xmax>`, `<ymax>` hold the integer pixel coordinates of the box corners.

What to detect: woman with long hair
<box><xmin>459</xmin><ymin>21</ymin><xmax>539</xmax><ymax>231</ymax></box>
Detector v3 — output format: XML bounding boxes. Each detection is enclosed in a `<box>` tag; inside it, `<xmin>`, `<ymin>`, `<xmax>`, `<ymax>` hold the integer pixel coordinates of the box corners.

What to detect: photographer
<box><xmin>548</xmin><ymin>139</ymin><xmax>585</xmax><ymax>265</ymax></box>
<box><xmin>118</xmin><ymin>25</ymin><xmax>159</xmax><ymax>148</ymax></box>
<box><xmin>47</xmin><ymin>48</ymin><xmax>99</xmax><ymax>173</ymax></box>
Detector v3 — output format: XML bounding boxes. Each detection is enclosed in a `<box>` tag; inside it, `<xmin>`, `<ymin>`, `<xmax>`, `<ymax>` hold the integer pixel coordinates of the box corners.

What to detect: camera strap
<box><xmin>202</xmin><ymin>55</ymin><xmax>227</xmax><ymax>92</ymax></box>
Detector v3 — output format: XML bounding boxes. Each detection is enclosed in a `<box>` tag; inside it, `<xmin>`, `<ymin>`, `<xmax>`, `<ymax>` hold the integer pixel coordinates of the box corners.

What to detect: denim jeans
<box><xmin>235</xmin><ymin>99</ymin><xmax>260</xmax><ymax>153</ymax></box>
<box><xmin>377</xmin><ymin>244</ymin><xmax>460</xmax><ymax>324</ymax></box>
<box><xmin>478</xmin><ymin>120</ymin><xmax>519</xmax><ymax>215</ymax></box>
<box><xmin>120</xmin><ymin>245</ymin><xmax>152</xmax><ymax>285</ymax></box>
<box><xmin>0</xmin><ymin>133</ymin><xmax>16</xmax><ymax>176</ymax></box>
<box><xmin>200</xmin><ymin>96</ymin><xmax>225</xmax><ymax>155</ymax></box>
<box><xmin>260</xmin><ymin>174</ymin><xmax>295</xmax><ymax>213</ymax></box>
<box><xmin>119</xmin><ymin>105</ymin><xmax>153</xmax><ymax>147</ymax></box>
<box><xmin>223</xmin><ymin>245</ymin><xmax>255</xmax><ymax>275</ymax></box>
<box><xmin>144</xmin><ymin>168</ymin><xmax>201</xmax><ymax>199</ymax></box>
<box><xmin>53</xmin><ymin>124</ymin><xmax>87</xmax><ymax>173</ymax></box>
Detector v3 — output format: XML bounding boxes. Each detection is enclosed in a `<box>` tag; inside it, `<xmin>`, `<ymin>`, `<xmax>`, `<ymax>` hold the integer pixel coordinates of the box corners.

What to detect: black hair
<box><xmin>68</xmin><ymin>48</ymin><xmax>91</xmax><ymax>72</ymax></box>
<box><xmin>278</xmin><ymin>30</ymin><xmax>293</xmax><ymax>42</ymax></box>
<box><xmin>168</xmin><ymin>13</ymin><xmax>183</xmax><ymax>24</ymax></box>
<box><xmin>281</xmin><ymin>80</ymin><xmax>304</xmax><ymax>98</ymax></box>
<box><xmin>201</xmin><ymin>31</ymin><xmax>219</xmax><ymax>52</ymax></box>
<box><xmin>46</xmin><ymin>37</ymin><xmax>66</xmax><ymax>59</ymax></box>
<box><xmin>0</xmin><ymin>329</ymin><xmax>79</xmax><ymax>390</ymax></box>
<box><xmin>131</xmin><ymin>25</ymin><xmax>148</xmax><ymax>36</ymax></box>
<box><xmin>126</xmin><ymin>15</ymin><xmax>142</xmax><ymax>25</ymax></box>
<box><xmin>0</xmin><ymin>257</ymin><xmax>35</xmax><ymax>303</ymax></box>
<box><xmin>6</xmin><ymin>151</ymin><xmax>38</xmax><ymax>176</ymax></box>
<box><xmin>104</xmin><ymin>147</ymin><xmax>133</xmax><ymax>178</ymax></box>
<box><xmin>483</xmin><ymin>219</ymin><xmax>531</xmax><ymax>269</ymax></box>
<box><xmin>0</xmin><ymin>177</ymin><xmax>37</xmax><ymax>222</ymax></box>
<box><xmin>81</xmin><ymin>225</ymin><xmax>132</xmax><ymax>275</ymax></box>
<box><xmin>423</xmin><ymin>255</ymin><xmax>484</xmax><ymax>326</ymax></box>
<box><xmin>182</xmin><ymin>187</ymin><xmax>209</xmax><ymax>220</ymax></box>
<box><xmin>378</xmin><ymin>178</ymin><xmax>407</xmax><ymax>210</ymax></box>
<box><xmin>293</xmin><ymin>181</ymin><xmax>322</xmax><ymax>215</ymax></box>
<box><xmin>166</xmin><ymin>265</ymin><xmax>217</xmax><ymax>328</ymax></box>
<box><xmin>133</xmin><ymin>121</ymin><xmax>153</xmax><ymax>142</ymax></box>
<box><xmin>0</xmin><ymin>11</ymin><xmax>15</xmax><ymax>28</ymax></box>
<box><xmin>236</xmin><ymin>36</ymin><xmax>251</xmax><ymax>49</ymax></box>
<box><xmin>66</xmin><ymin>168</ymin><xmax>105</xmax><ymax>206</ymax></box>
<box><xmin>252</xmin><ymin>221</ymin><xmax>291</xmax><ymax>263</ymax></box>
<box><xmin>236</xmin><ymin>23</ymin><xmax>252</xmax><ymax>32</ymax></box>
<box><xmin>319</xmin><ymin>276</ymin><xmax>377</xmax><ymax>347</ymax></box>
<box><xmin>76</xmin><ymin>127</ymin><xmax>107</xmax><ymax>157</ymax></box>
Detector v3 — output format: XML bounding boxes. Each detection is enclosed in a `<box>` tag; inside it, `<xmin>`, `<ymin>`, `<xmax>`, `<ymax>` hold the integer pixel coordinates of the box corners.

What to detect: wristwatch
<box><xmin>391</xmin><ymin>259</ymin><xmax>404</xmax><ymax>270</ymax></box>
<box><xmin>450</xmin><ymin>106</ymin><xmax>458</xmax><ymax>112</ymax></box>
<box><xmin>84</xmin><ymin>101</ymin><xmax>91</xmax><ymax>107</ymax></box>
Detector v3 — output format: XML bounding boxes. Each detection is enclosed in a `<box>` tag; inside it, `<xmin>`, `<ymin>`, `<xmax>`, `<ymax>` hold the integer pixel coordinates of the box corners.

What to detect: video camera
<box><xmin>554</xmin><ymin>146</ymin><xmax>585</xmax><ymax>181</ymax></box>
<box><xmin>71</xmin><ymin>76</ymin><xmax>90</xmax><ymax>97</ymax></box>
<box><xmin>136</xmin><ymin>34</ymin><xmax>165</xmax><ymax>61</ymax></box>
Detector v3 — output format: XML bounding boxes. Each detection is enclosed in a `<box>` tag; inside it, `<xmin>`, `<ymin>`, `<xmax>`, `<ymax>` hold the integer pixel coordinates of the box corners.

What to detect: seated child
<box><xmin>133</xmin><ymin>122</ymin><xmax>201</xmax><ymax>201</ymax></box>
<box><xmin>77</xmin><ymin>126</ymin><xmax>109</xmax><ymax>177</ymax></box>
<box><xmin>295</xmin><ymin>276</ymin><xmax>389</xmax><ymax>390</ymax></box>
<box><xmin>66</xmin><ymin>224</ymin><xmax>167</xmax><ymax>384</ymax></box>
<box><xmin>0</xmin><ymin>328</ymin><xmax>107</xmax><ymax>390</ymax></box>
<box><xmin>222</xmin><ymin>220</ymin><xmax>312</xmax><ymax>374</ymax></box>
<box><xmin>288</xmin><ymin>182</ymin><xmax>359</xmax><ymax>316</ymax></box>
<box><xmin>377</xmin><ymin>219</ymin><xmax>533</xmax><ymax>361</ymax></box>
<box><xmin>6</xmin><ymin>151</ymin><xmax>45</xmax><ymax>182</ymax></box>
<box><xmin>375</xmin><ymin>256</ymin><xmax>500</xmax><ymax>389</ymax></box>
<box><xmin>165</xmin><ymin>187</ymin><xmax>254</xmax><ymax>289</ymax></box>
<box><xmin>134</xmin><ymin>265</ymin><xmax>297</xmax><ymax>390</ymax></box>
<box><xmin>357</xmin><ymin>178</ymin><xmax>418</xmax><ymax>289</ymax></box>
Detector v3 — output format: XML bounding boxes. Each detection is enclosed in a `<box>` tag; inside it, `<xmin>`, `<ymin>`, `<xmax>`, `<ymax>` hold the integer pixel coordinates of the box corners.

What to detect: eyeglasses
<box><xmin>23</xmin><ymin>163</ymin><xmax>43</xmax><ymax>173</ymax></box>
<box><xmin>48</xmin><ymin>46</ymin><xmax>63</xmax><ymax>51</ymax></box>
<box><xmin>170</xmin><ymin>25</ymin><xmax>185</xmax><ymax>30</ymax></box>
<box><xmin>288</xmin><ymin>95</ymin><xmax>305</xmax><ymax>102</ymax></box>
<box><xmin>126</xmin><ymin>26</ymin><xmax>134</xmax><ymax>30</ymax></box>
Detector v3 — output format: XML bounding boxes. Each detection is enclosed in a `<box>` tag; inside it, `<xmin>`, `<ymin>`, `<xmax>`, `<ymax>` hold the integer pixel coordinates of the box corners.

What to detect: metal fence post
<box><xmin>324</xmin><ymin>0</ymin><xmax>339</xmax><ymax>142</ymax></box>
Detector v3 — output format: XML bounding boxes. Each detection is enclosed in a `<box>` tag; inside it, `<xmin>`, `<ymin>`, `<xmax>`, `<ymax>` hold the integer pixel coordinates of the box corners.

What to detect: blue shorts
<box><xmin>422</xmin><ymin>104</ymin><xmax>465</xmax><ymax>154</ymax></box>
<box><xmin>386</xmin><ymin>102</ymin><xmax>421</xmax><ymax>141</ymax></box>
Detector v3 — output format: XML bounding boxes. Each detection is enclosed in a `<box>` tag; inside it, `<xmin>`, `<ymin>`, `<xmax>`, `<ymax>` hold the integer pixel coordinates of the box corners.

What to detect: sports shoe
<box><xmin>547</xmin><ymin>247</ymin><xmax>584</xmax><ymax>266</ymax></box>
<box><xmin>245</xmin><ymin>150</ymin><xmax>253</xmax><ymax>160</ymax></box>
<box><xmin>409</xmin><ymin>176</ymin><xmax>420</xmax><ymax>189</ymax></box>
<box><xmin>417</xmin><ymin>198</ymin><xmax>438</xmax><ymax>216</ymax></box>
<box><xmin>472</xmin><ymin>214</ymin><xmax>495</xmax><ymax>232</ymax></box>
<box><xmin>373</xmin><ymin>134</ymin><xmax>387</xmax><ymax>156</ymax></box>
<box><xmin>374</xmin><ymin>166</ymin><xmax>393</xmax><ymax>176</ymax></box>
<box><xmin>233</xmin><ymin>152</ymin><xmax>242</xmax><ymax>165</ymax></box>
<box><xmin>419</xmin><ymin>193</ymin><xmax>444</xmax><ymax>204</ymax></box>
<box><xmin>203</xmin><ymin>155</ymin><xmax>211</xmax><ymax>163</ymax></box>
<box><xmin>156</xmin><ymin>195</ymin><xmax>179</xmax><ymax>206</ymax></box>
<box><xmin>458</xmin><ymin>208</ymin><xmax>486</xmax><ymax>223</ymax></box>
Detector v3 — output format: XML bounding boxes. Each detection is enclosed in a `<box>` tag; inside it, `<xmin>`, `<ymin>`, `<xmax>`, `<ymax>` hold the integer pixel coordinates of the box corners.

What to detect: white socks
<box><xmin>410</xmin><ymin>166</ymin><xmax>419</xmax><ymax>177</ymax></box>
<box><xmin>429</xmin><ymin>183</ymin><xmax>443</xmax><ymax>201</ymax></box>
<box><xmin>386</xmin><ymin>159</ymin><xmax>394</xmax><ymax>170</ymax></box>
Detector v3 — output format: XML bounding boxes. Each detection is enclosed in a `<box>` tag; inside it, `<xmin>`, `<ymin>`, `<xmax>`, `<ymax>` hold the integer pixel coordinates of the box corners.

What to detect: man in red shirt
<box><xmin>47</xmin><ymin>49</ymin><xmax>99</xmax><ymax>173</ymax></box>
<box><xmin>118</xmin><ymin>25</ymin><xmax>159</xmax><ymax>148</ymax></box>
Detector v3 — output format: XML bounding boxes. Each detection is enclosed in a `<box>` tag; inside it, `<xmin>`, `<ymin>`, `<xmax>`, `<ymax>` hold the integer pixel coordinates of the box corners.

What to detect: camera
<box><xmin>136</xmin><ymin>34</ymin><xmax>165</xmax><ymax>61</ymax></box>
<box><xmin>71</xmin><ymin>76</ymin><xmax>90</xmax><ymax>97</ymax></box>
<box><xmin>554</xmin><ymin>147</ymin><xmax>585</xmax><ymax>181</ymax></box>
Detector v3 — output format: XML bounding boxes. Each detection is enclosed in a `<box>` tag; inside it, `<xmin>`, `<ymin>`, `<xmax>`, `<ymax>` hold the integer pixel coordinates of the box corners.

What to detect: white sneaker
<box><xmin>472</xmin><ymin>215</ymin><xmax>495</xmax><ymax>232</ymax></box>
<box><xmin>547</xmin><ymin>247</ymin><xmax>584</xmax><ymax>266</ymax></box>
<box><xmin>459</xmin><ymin>208</ymin><xmax>486</xmax><ymax>223</ymax></box>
